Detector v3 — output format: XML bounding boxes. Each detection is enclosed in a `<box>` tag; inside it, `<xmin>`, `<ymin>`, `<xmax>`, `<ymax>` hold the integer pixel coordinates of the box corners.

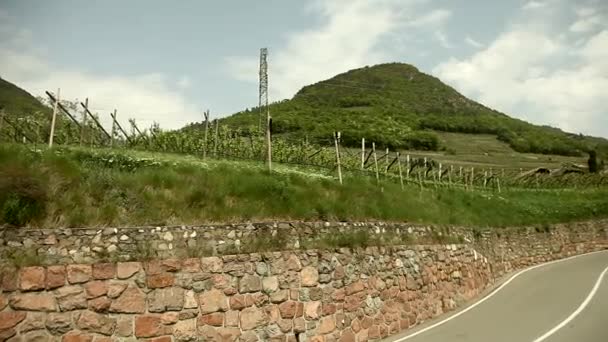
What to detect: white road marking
<box><xmin>392</xmin><ymin>250</ymin><xmax>608</xmax><ymax>341</ymax></box>
<box><xmin>531</xmin><ymin>265</ymin><xmax>608</xmax><ymax>342</ymax></box>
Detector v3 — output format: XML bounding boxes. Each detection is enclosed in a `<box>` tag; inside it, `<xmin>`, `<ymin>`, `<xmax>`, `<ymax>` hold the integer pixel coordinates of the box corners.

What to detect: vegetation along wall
<box><xmin>0</xmin><ymin>220</ymin><xmax>606</xmax><ymax>341</ymax></box>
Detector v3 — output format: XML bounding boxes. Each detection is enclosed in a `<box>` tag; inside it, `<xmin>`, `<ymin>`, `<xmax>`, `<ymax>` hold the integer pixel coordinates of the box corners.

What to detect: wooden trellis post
<box><xmin>203</xmin><ymin>110</ymin><xmax>209</xmax><ymax>159</ymax></box>
<box><xmin>397</xmin><ymin>152</ymin><xmax>404</xmax><ymax>190</ymax></box>
<box><xmin>49</xmin><ymin>88</ymin><xmax>60</xmax><ymax>147</ymax></box>
<box><xmin>214</xmin><ymin>119</ymin><xmax>219</xmax><ymax>158</ymax></box>
<box><xmin>80</xmin><ymin>98</ymin><xmax>88</xmax><ymax>146</ymax></box>
<box><xmin>406</xmin><ymin>154</ymin><xmax>410</xmax><ymax>179</ymax></box>
<box><xmin>334</xmin><ymin>132</ymin><xmax>342</xmax><ymax>185</ymax></box>
<box><xmin>110</xmin><ymin>109</ymin><xmax>117</xmax><ymax>147</ymax></box>
<box><xmin>361</xmin><ymin>138</ymin><xmax>365</xmax><ymax>170</ymax></box>
<box><xmin>372</xmin><ymin>142</ymin><xmax>379</xmax><ymax>185</ymax></box>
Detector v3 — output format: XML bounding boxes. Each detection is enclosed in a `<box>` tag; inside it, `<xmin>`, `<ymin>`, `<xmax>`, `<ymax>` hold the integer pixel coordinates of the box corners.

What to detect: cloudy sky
<box><xmin>0</xmin><ymin>0</ymin><xmax>606</xmax><ymax>137</ymax></box>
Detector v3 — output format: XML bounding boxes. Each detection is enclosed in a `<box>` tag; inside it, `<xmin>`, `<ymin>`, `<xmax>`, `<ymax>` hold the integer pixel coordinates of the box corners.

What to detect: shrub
<box><xmin>0</xmin><ymin>165</ymin><xmax>47</xmax><ymax>226</ymax></box>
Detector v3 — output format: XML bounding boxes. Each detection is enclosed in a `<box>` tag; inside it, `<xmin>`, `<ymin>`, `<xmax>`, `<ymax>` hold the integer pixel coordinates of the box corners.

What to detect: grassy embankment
<box><xmin>1</xmin><ymin>144</ymin><xmax>607</xmax><ymax>229</ymax></box>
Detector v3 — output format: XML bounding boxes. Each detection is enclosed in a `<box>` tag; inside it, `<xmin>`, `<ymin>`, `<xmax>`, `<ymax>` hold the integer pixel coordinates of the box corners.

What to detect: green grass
<box><xmin>1</xmin><ymin>143</ymin><xmax>607</xmax><ymax>229</ymax></box>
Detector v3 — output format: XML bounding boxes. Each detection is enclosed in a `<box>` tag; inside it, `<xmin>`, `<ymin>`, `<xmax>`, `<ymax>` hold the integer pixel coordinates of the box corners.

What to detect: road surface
<box><xmin>384</xmin><ymin>250</ymin><xmax>608</xmax><ymax>342</ymax></box>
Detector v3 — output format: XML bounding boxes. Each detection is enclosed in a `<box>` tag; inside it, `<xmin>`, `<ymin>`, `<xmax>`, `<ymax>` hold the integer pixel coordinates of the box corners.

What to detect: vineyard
<box><xmin>1</xmin><ymin>94</ymin><xmax>607</xmax><ymax>192</ymax></box>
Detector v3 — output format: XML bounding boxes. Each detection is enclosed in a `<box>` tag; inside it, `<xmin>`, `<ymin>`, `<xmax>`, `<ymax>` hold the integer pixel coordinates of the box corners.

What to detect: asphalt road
<box><xmin>384</xmin><ymin>251</ymin><xmax>608</xmax><ymax>342</ymax></box>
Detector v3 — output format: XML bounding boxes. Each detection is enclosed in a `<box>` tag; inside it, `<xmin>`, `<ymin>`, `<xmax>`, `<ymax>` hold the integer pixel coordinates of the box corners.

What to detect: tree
<box><xmin>588</xmin><ymin>150</ymin><xmax>598</xmax><ymax>173</ymax></box>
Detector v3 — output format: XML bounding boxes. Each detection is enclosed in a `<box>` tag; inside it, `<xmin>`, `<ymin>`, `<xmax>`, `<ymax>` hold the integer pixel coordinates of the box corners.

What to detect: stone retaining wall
<box><xmin>1</xmin><ymin>220</ymin><xmax>606</xmax><ymax>264</ymax></box>
<box><xmin>0</xmin><ymin>220</ymin><xmax>606</xmax><ymax>341</ymax></box>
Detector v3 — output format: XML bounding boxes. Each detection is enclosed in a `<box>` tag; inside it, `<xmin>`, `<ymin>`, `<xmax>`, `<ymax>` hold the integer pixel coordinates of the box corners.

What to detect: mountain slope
<box><xmin>218</xmin><ymin>63</ymin><xmax>607</xmax><ymax>157</ymax></box>
<box><xmin>0</xmin><ymin>77</ymin><xmax>50</xmax><ymax>117</ymax></box>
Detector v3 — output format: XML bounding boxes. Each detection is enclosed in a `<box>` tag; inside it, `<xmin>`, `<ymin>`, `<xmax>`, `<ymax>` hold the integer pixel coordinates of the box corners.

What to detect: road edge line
<box><xmin>392</xmin><ymin>249</ymin><xmax>607</xmax><ymax>341</ymax></box>
<box><xmin>531</xmin><ymin>265</ymin><xmax>608</xmax><ymax>342</ymax></box>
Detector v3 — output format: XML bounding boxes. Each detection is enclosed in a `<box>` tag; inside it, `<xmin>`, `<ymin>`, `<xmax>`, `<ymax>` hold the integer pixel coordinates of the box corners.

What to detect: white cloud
<box><xmin>576</xmin><ymin>7</ymin><xmax>597</xmax><ymax>17</ymax></box>
<box><xmin>0</xmin><ymin>12</ymin><xmax>200</xmax><ymax>130</ymax></box>
<box><xmin>570</xmin><ymin>15</ymin><xmax>604</xmax><ymax>33</ymax></box>
<box><xmin>406</xmin><ymin>9</ymin><xmax>451</xmax><ymax>28</ymax></box>
<box><xmin>435</xmin><ymin>31</ymin><xmax>452</xmax><ymax>48</ymax></box>
<box><xmin>225</xmin><ymin>0</ymin><xmax>444</xmax><ymax>100</ymax></box>
<box><xmin>523</xmin><ymin>1</ymin><xmax>546</xmax><ymax>10</ymax></box>
<box><xmin>465</xmin><ymin>36</ymin><xmax>483</xmax><ymax>48</ymax></box>
<box><xmin>434</xmin><ymin>21</ymin><xmax>608</xmax><ymax>137</ymax></box>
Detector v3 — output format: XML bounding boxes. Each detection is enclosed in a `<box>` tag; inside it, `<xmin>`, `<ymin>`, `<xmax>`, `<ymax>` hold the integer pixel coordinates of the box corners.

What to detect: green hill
<box><xmin>217</xmin><ymin>63</ymin><xmax>607</xmax><ymax>157</ymax></box>
<box><xmin>0</xmin><ymin>77</ymin><xmax>50</xmax><ymax>118</ymax></box>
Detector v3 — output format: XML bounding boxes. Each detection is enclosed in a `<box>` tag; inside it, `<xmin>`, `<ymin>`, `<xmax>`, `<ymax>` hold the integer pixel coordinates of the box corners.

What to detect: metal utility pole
<box><xmin>49</xmin><ymin>88</ymin><xmax>60</xmax><ymax>147</ymax></box>
<box><xmin>259</xmin><ymin>48</ymin><xmax>268</xmax><ymax>134</ymax></box>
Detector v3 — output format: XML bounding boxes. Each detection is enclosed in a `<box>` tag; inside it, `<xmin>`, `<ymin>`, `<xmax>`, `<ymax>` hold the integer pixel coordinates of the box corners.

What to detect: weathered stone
<box><xmin>263</xmin><ymin>276</ymin><xmax>279</xmax><ymax>293</ymax></box>
<box><xmin>182</xmin><ymin>258</ymin><xmax>201</xmax><ymax>273</ymax></box>
<box><xmin>286</xmin><ymin>255</ymin><xmax>302</xmax><ymax>271</ymax></box>
<box><xmin>0</xmin><ymin>311</ymin><xmax>26</xmax><ymax>331</ymax></box>
<box><xmin>61</xmin><ymin>330</ymin><xmax>93</xmax><ymax>342</ymax></box>
<box><xmin>17</xmin><ymin>312</ymin><xmax>45</xmax><ymax>333</ymax></box>
<box><xmin>147</xmin><ymin>273</ymin><xmax>175</xmax><ymax>289</ymax></box>
<box><xmin>77</xmin><ymin>311</ymin><xmax>116</xmax><ymax>336</ymax></box>
<box><xmin>339</xmin><ymin>329</ymin><xmax>356</xmax><ymax>342</ymax></box>
<box><xmin>225</xmin><ymin>310</ymin><xmax>239</xmax><ymax>327</ymax></box>
<box><xmin>116</xmin><ymin>262</ymin><xmax>141</xmax><ymax>279</ymax></box>
<box><xmin>160</xmin><ymin>312</ymin><xmax>179</xmax><ymax>325</ymax></box>
<box><xmin>0</xmin><ymin>328</ymin><xmax>16</xmax><ymax>341</ymax></box>
<box><xmin>173</xmin><ymin>318</ymin><xmax>196</xmax><ymax>341</ymax></box>
<box><xmin>305</xmin><ymin>301</ymin><xmax>322</xmax><ymax>320</ymax></box>
<box><xmin>10</xmin><ymin>293</ymin><xmax>56</xmax><ymax>311</ymax></box>
<box><xmin>107</xmin><ymin>282</ymin><xmax>127</xmax><ymax>299</ymax></box>
<box><xmin>92</xmin><ymin>263</ymin><xmax>115</xmax><ymax>280</ymax></box>
<box><xmin>293</xmin><ymin>317</ymin><xmax>306</xmax><ymax>333</ymax></box>
<box><xmin>45</xmin><ymin>312</ymin><xmax>72</xmax><ymax>335</ymax></box>
<box><xmin>161</xmin><ymin>258</ymin><xmax>181</xmax><ymax>272</ymax></box>
<box><xmin>179</xmin><ymin>310</ymin><xmax>199</xmax><ymax>320</ymax></box>
<box><xmin>279</xmin><ymin>300</ymin><xmax>298</xmax><ymax>319</ymax></box>
<box><xmin>56</xmin><ymin>286</ymin><xmax>87</xmax><ymax>311</ymax></box>
<box><xmin>319</xmin><ymin>316</ymin><xmax>336</xmax><ymax>334</ymax></box>
<box><xmin>109</xmin><ymin>285</ymin><xmax>145</xmax><ymax>313</ymax></box>
<box><xmin>198</xmin><ymin>288</ymin><xmax>228</xmax><ymax>314</ymax></box>
<box><xmin>46</xmin><ymin>265</ymin><xmax>66</xmax><ymax>289</ymax></box>
<box><xmin>115</xmin><ymin>316</ymin><xmax>133</xmax><ymax>337</ymax></box>
<box><xmin>1</xmin><ymin>268</ymin><xmax>18</xmax><ymax>292</ymax></box>
<box><xmin>148</xmin><ymin>287</ymin><xmax>185</xmax><ymax>312</ymax></box>
<box><xmin>201</xmin><ymin>257</ymin><xmax>223</xmax><ymax>273</ymax></box>
<box><xmin>88</xmin><ymin>296</ymin><xmax>111</xmax><ymax>312</ymax></box>
<box><xmin>239</xmin><ymin>274</ymin><xmax>262</xmax><ymax>293</ymax></box>
<box><xmin>183</xmin><ymin>290</ymin><xmax>198</xmax><ymax>309</ymax></box>
<box><xmin>135</xmin><ymin>315</ymin><xmax>168</xmax><ymax>338</ymax></box>
<box><xmin>278</xmin><ymin>319</ymin><xmax>293</xmax><ymax>333</ymax></box>
<box><xmin>19</xmin><ymin>330</ymin><xmax>54</xmax><ymax>342</ymax></box>
<box><xmin>198</xmin><ymin>312</ymin><xmax>224</xmax><ymax>327</ymax></box>
<box><xmin>85</xmin><ymin>281</ymin><xmax>108</xmax><ymax>298</ymax></box>
<box><xmin>19</xmin><ymin>266</ymin><xmax>46</xmax><ymax>291</ymax></box>
<box><xmin>67</xmin><ymin>265</ymin><xmax>92</xmax><ymax>284</ymax></box>
<box><xmin>0</xmin><ymin>294</ymin><xmax>7</xmax><ymax>311</ymax></box>
<box><xmin>240</xmin><ymin>306</ymin><xmax>268</xmax><ymax>331</ymax></box>
<box><xmin>301</xmin><ymin>266</ymin><xmax>319</xmax><ymax>287</ymax></box>
<box><xmin>345</xmin><ymin>281</ymin><xmax>365</xmax><ymax>295</ymax></box>
<box><xmin>270</xmin><ymin>289</ymin><xmax>289</xmax><ymax>303</ymax></box>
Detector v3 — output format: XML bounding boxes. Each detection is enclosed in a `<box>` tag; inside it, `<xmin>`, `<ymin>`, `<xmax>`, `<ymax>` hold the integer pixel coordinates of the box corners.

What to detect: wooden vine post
<box><xmin>49</xmin><ymin>88</ymin><xmax>60</xmax><ymax>147</ymax></box>
<box><xmin>334</xmin><ymin>131</ymin><xmax>342</xmax><ymax>185</ymax></box>
<box><xmin>406</xmin><ymin>154</ymin><xmax>410</xmax><ymax>179</ymax></box>
<box><xmin>110</xmin><ymin>109</ymin><xmax>117</xmax><ymax>148</ymax></box>
<box><xmin>397</xmin><ymin>152</ymin><xmax>404</xmax><ymax>190</ymax></box>
<box><xmin>361</xmin><ymin>138</ymin><xmax>365</xmax><ymax>170</ymax></box>
<box><xmin>203</xmin><ymin>110</ymin><xmax>209</xmax><ymax>159</ymax></box>
<box><xmin>372</xmin><ymin>142</ymin><xmax>379</xmax><ymax>185</ymax></box>
<box><xmin>80</xmin><ymin>98</ymin><xmax>88</xmax><ymax>146</ymax></box>
<box><xmin>214</xmin><ymin>119</ymin><xmax>219</xmax><ymax>158</ymax></box>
